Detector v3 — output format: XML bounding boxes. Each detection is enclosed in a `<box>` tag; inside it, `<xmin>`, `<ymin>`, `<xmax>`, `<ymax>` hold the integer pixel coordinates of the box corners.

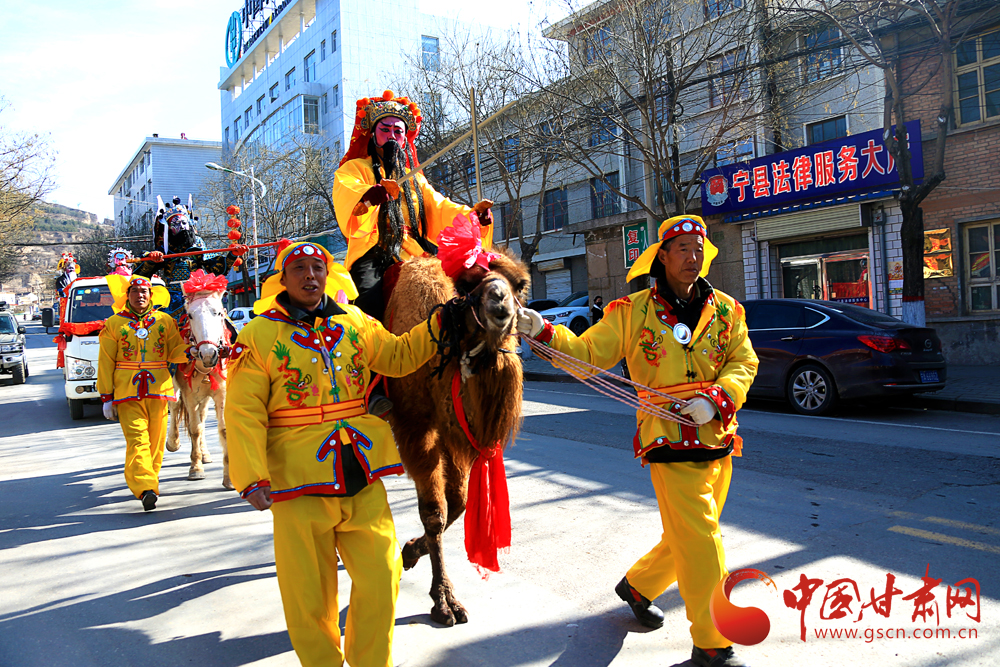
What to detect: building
<box><xmin>107</xmin><ymin>135</ymin><xmax>223</xmax><ymax>235</ymax></box>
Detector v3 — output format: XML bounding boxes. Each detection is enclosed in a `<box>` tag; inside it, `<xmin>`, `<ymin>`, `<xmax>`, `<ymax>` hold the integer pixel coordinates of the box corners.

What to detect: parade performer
<box><xmin>516</xmin><ymin>216</ymin><xmax>758</xmax><ymax>667</ymax></box>
<box><xmin>332</xmin><ymin>90</ymin><xmax>494</xmax><ymax>322</ymax></box>
<box><xmin>225</xmin><ymin>240</ymin><xmax>448</xmax><ymax>667</ymax></box>
<box><xmin>98</xmin><ymin>275</ymin><xmax>189</xmax><ymax>511</ymax></box>
<box><xmin>55</xmin><ymin>252</ymin><xmax>79</xmax><ymax>295</ymax></box>
<box><xmin>133</xmin><ymin>196</ymin><xmax>243</xmax><ymax>315</ymax></box>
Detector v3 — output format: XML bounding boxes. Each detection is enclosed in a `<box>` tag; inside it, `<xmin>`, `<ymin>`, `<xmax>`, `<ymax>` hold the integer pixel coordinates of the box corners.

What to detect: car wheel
<box><xmin>569</xmin><ymin>317</ymin><xmax>589</xmax><ymax>336</ymax></box>
<box><xmin>69</xmin><ymin>398</ymin><xmax>85</xmax><ymax>420</ymax></box>
<box><xmin>10</xmin><ymin>360</ymin><xmax>25</xmax><ymax>385</ymax></box>
<box><xmin>786</xmin><ymin>363</ymin><xmax>837</xmax><ymax>416</ymax></box>
<box><xmin>24</xmin><ymin>360</ymin><xmax>29</xmax><ymax>378</ymax></box>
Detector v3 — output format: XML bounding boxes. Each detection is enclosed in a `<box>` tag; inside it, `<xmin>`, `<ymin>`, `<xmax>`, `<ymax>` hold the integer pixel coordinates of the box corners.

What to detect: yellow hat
<box><xmin>108</xmin><ymin>274</ymin><xmax>170</xmax><ymax>314</ymax></box>
<box><xmin>254</xmin><ymin>241</ymin><xmax>359</xmax><ymax>315</ymax></box>
<box><xmin>625</xmin><ymin>215</ymin><xmax>719</xmax><ymax>283</ymax></box>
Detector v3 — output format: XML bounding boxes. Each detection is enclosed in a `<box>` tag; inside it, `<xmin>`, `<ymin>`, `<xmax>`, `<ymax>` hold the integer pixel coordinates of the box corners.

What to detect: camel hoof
<box><xmin>431</xmin><ymin>605</ymin><xmax>456</xmax><ymax>627</ymax></box>
<box><xmin>187</xmin><ymin>468</ymin><xmax>206</xmax><ymax>481</ymax></box>
<box><xmin>401</xmin><ymin>539</ymin><xmax>422</xmax><ymax>570</ymax></box>
<box><xmin>201</xmin><ymin>453</ymin><xmax>212</xmax><ymax>463</ymax></box>
<box><xmin>222</xmin><ymin>479</ymin><xmax>235</xmax><ymax>491</ymax></box>
<box><xmin>166</xmin><ymin>441</ymin><xmax>181</xmax><ymax>453</ymax></box>
<box><xmin>451</xmin><ymin>602</ymin><xmax>469</xmax><ymax>624</ymax></box>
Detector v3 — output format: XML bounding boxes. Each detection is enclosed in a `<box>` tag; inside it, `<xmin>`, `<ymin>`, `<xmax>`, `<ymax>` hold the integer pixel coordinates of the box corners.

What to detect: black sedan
<box><xmin>743</xmin><ymin>299</ymin><xmax>946</xmax><ymax>415</ymax></box>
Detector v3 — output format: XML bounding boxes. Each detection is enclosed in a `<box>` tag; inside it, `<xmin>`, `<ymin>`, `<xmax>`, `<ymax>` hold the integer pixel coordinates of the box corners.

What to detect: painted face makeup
<box><xmin>374</xmin><ymin>118</ymin><xmax>407</xmax><ymax>147</ymax></box>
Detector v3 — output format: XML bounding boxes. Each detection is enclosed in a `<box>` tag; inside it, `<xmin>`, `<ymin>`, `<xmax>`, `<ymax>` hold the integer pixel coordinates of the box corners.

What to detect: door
<box><xmin>824</xmin><ymin>254</ymin><xmax>870</xmax><ymax>308</ymax></box>
<box><xmin>782</xmin><ymin>259</ymin><xmax>822</xmax><ymax>300</ymax></box>
<box><xmin>746</xmin><ymin>302</ymin><xmax>805</xmax><ymax>394</ymax></box>
<box><xmin>545</xmin><ymin>269</ymin><xmax>572</xmax><ymax>302</ymax></box>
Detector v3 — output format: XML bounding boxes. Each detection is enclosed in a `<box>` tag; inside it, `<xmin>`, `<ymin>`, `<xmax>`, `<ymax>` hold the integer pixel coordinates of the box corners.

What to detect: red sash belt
<box><xmin>637</xmin><ymin>380</ymin><xmax>714</xmax><ymax>403</ymax></box>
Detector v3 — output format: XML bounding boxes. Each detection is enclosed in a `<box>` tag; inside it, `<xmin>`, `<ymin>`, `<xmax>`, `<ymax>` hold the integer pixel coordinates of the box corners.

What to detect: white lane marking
<box><xmin>522</xmin><ymin>400</ymin><xmax>588</xmax><ymax>417</ymax></box>
<box><xmin>523</xmin><ymin>386</ymin><xmax>1000</xmax><ymax>437</ymax></box>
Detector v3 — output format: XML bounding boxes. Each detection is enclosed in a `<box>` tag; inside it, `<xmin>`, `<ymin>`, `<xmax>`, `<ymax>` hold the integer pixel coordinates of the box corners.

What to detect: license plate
<box><xmin>919</xmin><ymin>370</ymin><xmax>940</xmax><ymax>383</ymax></box>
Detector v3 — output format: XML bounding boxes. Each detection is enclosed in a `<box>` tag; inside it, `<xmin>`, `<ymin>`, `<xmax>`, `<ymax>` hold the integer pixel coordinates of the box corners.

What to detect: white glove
<box><xmin>515</xmin><ymin>308</ymin><xmax>544</xmax><ymax>338</ymax></box>
<box><xmin>679</xmin><ymin>397</ymin><xmax>717</xmax><ymax>425</ymax></box>
<box><xmin>103</xmin><ymin>401</ymin><xmax>118</xmax><ymax>422</ymax></box>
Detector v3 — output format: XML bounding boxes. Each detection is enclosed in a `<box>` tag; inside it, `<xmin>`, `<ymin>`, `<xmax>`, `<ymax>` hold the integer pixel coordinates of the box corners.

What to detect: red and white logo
<box><xmin>707</xmin><ymin>174</ymin><xmax>729</xmax><ymax>207</ymax></box>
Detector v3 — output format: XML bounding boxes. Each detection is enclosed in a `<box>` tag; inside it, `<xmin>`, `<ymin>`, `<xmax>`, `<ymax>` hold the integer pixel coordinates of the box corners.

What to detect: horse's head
<box><xmin>452</xmin><ymin>249</ymin><xmax>530</xmax><ymax>355</ymax></box>
<box><xmin>181</xmin><ymin>270</ymin><xmax>231</xmax><ymax>369</ymax></box>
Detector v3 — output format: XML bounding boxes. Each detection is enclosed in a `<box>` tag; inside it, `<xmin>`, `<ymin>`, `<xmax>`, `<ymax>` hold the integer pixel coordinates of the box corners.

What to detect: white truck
<box><xmin>61</xmin><ymin>275</ymin><xmax>167</xmax><ymax>419</ymax></box>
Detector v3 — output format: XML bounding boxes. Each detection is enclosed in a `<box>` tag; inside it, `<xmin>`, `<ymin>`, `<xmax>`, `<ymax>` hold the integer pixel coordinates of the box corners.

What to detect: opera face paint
<box><xmin>374</xmin><ymin>118</ymin><xmax>406</xmax><ymax>147</ymax></box>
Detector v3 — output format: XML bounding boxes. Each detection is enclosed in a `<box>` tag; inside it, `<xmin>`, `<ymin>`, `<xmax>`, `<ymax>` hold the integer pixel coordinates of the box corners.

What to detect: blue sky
<box><xmin>1</xmin><ymin>0</ymin><xmax>546</xmax><ymax>220</ymax></box>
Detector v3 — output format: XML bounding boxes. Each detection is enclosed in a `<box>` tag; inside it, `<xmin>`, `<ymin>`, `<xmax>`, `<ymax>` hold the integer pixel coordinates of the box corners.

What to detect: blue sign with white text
<box><xmin>700</xmin><ymin>120</ymin><xmax>923</xmax><ymax>216</ymax></box>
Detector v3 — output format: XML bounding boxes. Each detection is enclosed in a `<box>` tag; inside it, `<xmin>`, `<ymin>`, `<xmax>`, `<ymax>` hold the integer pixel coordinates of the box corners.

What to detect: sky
<box><xmin>1</xmin><ymin>0</ymin><xmax>554</xmax><ymax>221</ymax></box>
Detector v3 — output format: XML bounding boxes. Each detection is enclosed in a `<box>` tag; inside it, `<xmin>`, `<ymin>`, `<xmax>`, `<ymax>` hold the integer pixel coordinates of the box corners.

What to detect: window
<box><xmin>709</xmin><ymin>48</ymin><xmax>748</xmax><ymax>107</ymax></box>
<box><xmin>716</xmin><ymin>137</ymin><xmax>754</xmax><ymax>166</ymax></box>
<box><xmin>585</xmin><ymin>25</ymin><xmax>613</xmax><ymax>64</ymax></box>
<box><xmin>422</xmin><ymin>35</ymin><xmax>440</xmax><ymax>71</ymax></box>
<box><xmin>334</xmin><ymin>140</ymin><xmax>342</xmax><ymax>157</ymax></box>
<box><xmin>333</xmin><ymin>84</ymin><xmax>339</xmax><ymax>107</ymax></box>
<box><xmin>954</xmin><ymin>30</ymin><xmax>1000</xmax><ymax>126</ymax></box>
<box><xmin>803</xmin><ymin>27</ymin><xmax>843</xmax><ymax>84</ymax></box>
<box><xmin>591</xmin><ymin>172</ymin><xmax>621</xmax><ymax>219</ymax></box>
<box><xmin>589</xmin><ymin>111</ymin><xmax>617</xmax><ymax>146</ymax></box>
<box><xmin>463</xmin><ymin>153</ymin><xmax>477</xmax><ymax>186</ymax></box>
<box><xmin>233</xmin><ymin>117</ymin><xmax>241</xmax><ymax>142</ymax></box>
<box><xmin>224</xmin><ymin>126</ymin><xmax>230</xmax><ymax>147</ymax></box>
<box><xmin>245</xmin><ymin>107</ymin><xmax>252</xmax><ymax>126</ymax></box>
<box><xmin>746</xmin><ymin>303</ymin><xmax>804</xmax><ymax>330</ymax></box>
<box><xmin>303</xmin><ymin>96</ymin><xmax>320</xmax><ymax>134</ymax></box>
<box><xmin>322</xmin><ymin>93</ymin><xmax>328</xmax><ymax>114</ymax></box>
<box><xmin>321</xmin><ymin>40</ymin><xmax>326</xmax><ymax>61</ymax></box>
<box><xmin>257</xmin><ymin>95</ymin><xmax>265</xmax><ymax>115</ymax></box>
<box><xmin>504</xmin><ymin>137</ymin><xmax>519</xmax><ymax>174</ymax></box>
<box><xmin>140</xmin><ymin>185</ymin><xmax>145</xmax><ymax>201</ymax></box>
<box><xmin>270</xmin><ymin>82</ymin><xmax>279</xmax><ymax>101</ymax></box>
<box><xmin>496</xmin><ymin>202</ymin><xmax>511</xmax><ymax>242</ymax></box>
<box><xmin>285</xmin><ymin>68</ymin><xmax>295</xmax><ymax>91</ymax></box>
<box><xmin>657</xmin><ymin>176</ymin><xmax>676</xmax><ymax>208</ymax></box>
<box><xmin>807</xmin><ymin>116</ymin><xmax>847</xmax><ymax>145</ymax></box>
<box><xmin>540</xmin><ymin>121</ymin><xmax>561</xmax><ymax>162</ymax></box>
<box><xmin>965</xmin><ymin>221</ymin><xmax>1000</xmax><ymax>311</ymax></box>
<box><xmin>331</xmin><ymin>30</ymin><xmax>337</xmax><ymax>52</ymax></box>
<box><xmin>304</xmin><ymin>51</ymin><xmax>316</xmax><ymax>83</ymax></box>
<box><xmin>704</xmin><ymin>0</ymin><xmax>743</xmax><ymax>20</ymax></box>
<box><xmin>543</xmin><ymin>188</ymin><xmax>568</xmax><ymax>231</ymax></box>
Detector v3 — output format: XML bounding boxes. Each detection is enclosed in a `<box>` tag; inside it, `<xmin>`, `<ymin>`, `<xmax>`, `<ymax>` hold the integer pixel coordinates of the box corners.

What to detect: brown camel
<box><xmin>385</xmin><ymin>250</ymin><xmax>529</xmax><ymax>627</ymax></box>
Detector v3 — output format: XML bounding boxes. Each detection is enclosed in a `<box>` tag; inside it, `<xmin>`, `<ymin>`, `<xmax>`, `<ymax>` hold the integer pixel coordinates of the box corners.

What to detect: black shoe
<box><xmin>614</xmin><ymin>576</ymin><xmax>664</xmax><ymax>629</ymax></box>
<box><xmin>141</xmin><ymin>490</ymin><xmax>158</xmax><ymax>512</ymax></box>
<box><xmin>692</xmin><ymin>646</ymin><xmax>749</xmax><ymax>667</ymax></box>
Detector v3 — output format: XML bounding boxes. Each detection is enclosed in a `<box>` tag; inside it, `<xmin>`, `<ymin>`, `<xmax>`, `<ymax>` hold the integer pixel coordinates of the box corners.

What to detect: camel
<box><xmin>385</xmin><ymin>248</ymin><xmax>529</xmax><ymax>626</ymax></box>
<box><xmin>166</xmin><ymin>271</ymin><xmax>233</xmax><ymax>490</ymax></box>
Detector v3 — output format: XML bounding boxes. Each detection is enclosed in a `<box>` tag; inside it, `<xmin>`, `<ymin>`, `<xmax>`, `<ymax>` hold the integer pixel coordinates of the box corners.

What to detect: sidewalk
<box><xmin>521</xmin><ymin>352</ymin><xmax>1000</xmax><ymax>415</ymax></box>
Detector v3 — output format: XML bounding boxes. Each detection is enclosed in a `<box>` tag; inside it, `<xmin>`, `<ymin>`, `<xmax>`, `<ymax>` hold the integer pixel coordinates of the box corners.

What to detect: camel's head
<box><xmin>184</xmin><ymin>291</ymin><xmax>229</xmax><ymax>369</ymax></box>
<box><xmin>453</xmin><ymin>249</ymin><xmax>530</xmax><ymax>354</ymax></box>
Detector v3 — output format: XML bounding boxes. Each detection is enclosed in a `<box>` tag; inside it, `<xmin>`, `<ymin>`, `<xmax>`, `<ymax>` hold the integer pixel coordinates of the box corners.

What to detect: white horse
<box><xmin>166</xmin><ymin>276</ymin><xmax>233</xmax><ymax>489</ymax></box>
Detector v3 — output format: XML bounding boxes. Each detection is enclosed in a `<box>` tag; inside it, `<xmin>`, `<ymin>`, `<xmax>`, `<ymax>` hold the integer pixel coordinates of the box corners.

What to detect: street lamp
<box><xmin>205</xmin><ymin>162</ymin><xmax>267</xmax><ymax>299</ymax></box>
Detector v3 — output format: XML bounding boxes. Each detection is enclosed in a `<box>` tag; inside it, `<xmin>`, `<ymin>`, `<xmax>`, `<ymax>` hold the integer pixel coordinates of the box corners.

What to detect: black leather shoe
<box><xmin>692</xmin><ymin>646</ymin><xmax>749</xmax><ymax>667</ymax></box>
<box><xmin>141</xmin><ymin>490</ymin><xmax>158</xmax><ymax>512</ymax></box>
<box><xmin>614</xmin><ymin>577</ymin><xmax>664</xmax><ymax>629</ymax></box>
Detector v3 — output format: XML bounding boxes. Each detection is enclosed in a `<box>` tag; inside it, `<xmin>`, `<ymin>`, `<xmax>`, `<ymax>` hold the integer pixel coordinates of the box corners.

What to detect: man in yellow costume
<box><xmin>98</xmin><ymin>275</ymin><xmax>189</xmax><ymax>511</ymax></box>
<box><xmin>516</xmin><ymin>216</ymin><xmax>758</xmax><ymax>667</ymax></box>
<box><xmin>225</xmin><ymin>240</ymin><xmax>446</xmax><ymax>667</ymax></box>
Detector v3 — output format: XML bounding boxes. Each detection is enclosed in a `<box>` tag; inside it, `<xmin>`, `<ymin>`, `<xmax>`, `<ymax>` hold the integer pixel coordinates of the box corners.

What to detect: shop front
<box><xmin>701</xmin><ymin>122</ymin><xmax>923</xmax><ymax>317</ymax></box>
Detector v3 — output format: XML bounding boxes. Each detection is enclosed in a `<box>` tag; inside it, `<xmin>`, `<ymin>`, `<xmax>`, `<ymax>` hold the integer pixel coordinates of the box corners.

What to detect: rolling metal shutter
<box><xmin>545</xmin><ymin>269</ymin><xmax>572</xmax><ymax>301</ymax></box>
<box><xmin>755</xmin><ymin>204</ymin><xmax>862</xmax><ymax>242</ymax></box>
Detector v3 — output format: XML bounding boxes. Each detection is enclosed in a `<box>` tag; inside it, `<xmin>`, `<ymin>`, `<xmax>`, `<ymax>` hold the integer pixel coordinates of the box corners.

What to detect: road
<box><xmin>1</xmin><ymin>321</ymin><xmax>998</xmax><ymax>666</ymax></box>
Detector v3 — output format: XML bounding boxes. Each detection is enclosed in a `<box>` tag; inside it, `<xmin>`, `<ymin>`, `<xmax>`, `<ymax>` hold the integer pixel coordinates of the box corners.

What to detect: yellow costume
<box><xmin>333</xmin><ymin>157</ymin><xmax>492</xmax><ymax>269</ymax></box>
<box><xmin>532</xmin><ymin>215</ymin><xmax>758</xmax><ymax>650</ymax></box>
<box><xmin>225</xmin><ymin>241</ymin><xmax>443</xmax><ymax>667</ymax></box>
<box><xmin>98</xmin><ymin>278</ymin><xmax>188</xmax><ymax>500</ymax></box>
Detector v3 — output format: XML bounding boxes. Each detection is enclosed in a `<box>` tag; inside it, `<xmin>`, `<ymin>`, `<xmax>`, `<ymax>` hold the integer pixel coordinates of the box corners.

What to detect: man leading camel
<box><xmin>225</xmin><ymin>241</ymin><xmax>448</xmax><ymax>667</ymax></box>
<box><xmin>516</xmin><ymin>215</ymin><xmax>758</xmax><ymax>667</ymax></box>
<box><xmin>98</xmin><ymin>276</ymin><xmax>189</xmax><ymax>511</ymax></box>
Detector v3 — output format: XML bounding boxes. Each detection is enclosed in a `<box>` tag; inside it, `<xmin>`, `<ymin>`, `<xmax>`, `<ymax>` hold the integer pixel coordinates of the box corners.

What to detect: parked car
<box><xmin>527</xmin><ymin>298</ymin><xmax>558</xmax><ymax>312</ymax></box>
<box><xmin>229</xmin><ymin>307</ymin><xmax>257</xmax><ymax>333</ymax></box>
<box><xmin>0</xmin><ymin>311</ymin><xmax>28</xmax><ymax>385</ymax></box>
<box><xmin>744</xmin><ymin>299</ymin><xmax>946</xmax><ymax>415</ymax></box>
<box><xmin>539</xmin><ymin>291</ymin><xmax>591</xmax><ymax>336</ymax></box>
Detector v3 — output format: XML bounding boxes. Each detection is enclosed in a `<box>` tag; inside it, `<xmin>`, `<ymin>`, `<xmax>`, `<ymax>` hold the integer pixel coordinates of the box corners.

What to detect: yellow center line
<box><xmin>888</xmin><ymin>511</ymin><xmax>1000</xmax><ymax>537</ymax></box>
<box><xmin>888</xmin><ymin>526</ymin><xmax>1000</xmax><ymax>555</ymax></box>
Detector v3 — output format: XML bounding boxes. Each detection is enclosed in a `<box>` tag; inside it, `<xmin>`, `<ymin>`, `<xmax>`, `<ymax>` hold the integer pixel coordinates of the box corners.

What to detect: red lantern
<box><xmin>233</xmin><ymin>258</ymin><xmax>243</xmax><ymax>269</ymax></box>
<box><xmin>227</xmin><ymin>217</ymin><xmax>241</xmax><ymax>228</ymax></box>
<box><xmin>228</xmin><ymin>230</ymin><xmax>242</xmax><ymax>240</ymax></box>
<box><xmin>226</xmin><ymin>205</ymin><xmax>241</xmax><ymax>216</ymax></box>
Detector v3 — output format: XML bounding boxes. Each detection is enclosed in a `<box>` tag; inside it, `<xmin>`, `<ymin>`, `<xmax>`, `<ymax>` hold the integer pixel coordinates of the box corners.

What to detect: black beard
<box><xmin>380</xmin><ymin>139</ymin><xmax>402</xmax><ymax>179</ymax></box>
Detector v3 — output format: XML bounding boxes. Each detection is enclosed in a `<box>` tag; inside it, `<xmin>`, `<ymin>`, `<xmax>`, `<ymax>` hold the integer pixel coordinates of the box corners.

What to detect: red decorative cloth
<box><xmin>437</xmin><ymin>214</ymin><xmax>500</xmax><ymax>280</ymax></box>
<box><xmin>451</xmin><ymin>370</ymin><xmax>511</xmax><ymax>575</ymax></box>
<box><xmin>182</xmin><ymin>269</ymin><xmax>228</xmax><ymax>295</ymax></box>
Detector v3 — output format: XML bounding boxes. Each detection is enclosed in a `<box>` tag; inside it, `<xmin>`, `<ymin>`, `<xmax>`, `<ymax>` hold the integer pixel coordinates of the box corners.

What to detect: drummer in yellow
<box><xmin>225</xmin><ymin>241</ymin><xmax>444</xmax><ymax>667</ymax></box>
<box><xmin>332</xmin><ymin>90</ymin><xmax>494</xmax><ymax>321</ymax></box>
<box><xmin>98</xmin><ymin>275</ymin><xmax>188</xmax><ymax>511</ymax></box>
<box><xmin>516</xmin><ymin>216</ymin><xmax>758</xmax><ymax>667</ymax></box>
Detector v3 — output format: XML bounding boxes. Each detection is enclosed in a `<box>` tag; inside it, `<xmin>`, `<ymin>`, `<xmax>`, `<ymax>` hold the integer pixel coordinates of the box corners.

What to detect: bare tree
<box><xmin>0</xmin><ymin>99</ymin><xmax>54</xmax><ymax>281</ymax></box>
<box><xmin>776</xmin><ymin>0</ymin><xmax>1000</xmax><ymax>324</ymax></box>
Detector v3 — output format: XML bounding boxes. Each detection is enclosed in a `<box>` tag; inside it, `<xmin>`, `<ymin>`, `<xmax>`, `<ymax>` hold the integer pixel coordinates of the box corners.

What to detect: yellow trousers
<box><xmin>271</xmin><ymin>481</ymin><xmax>402</xmax><ymax>667</ymax></box>
<box><xmin>117</xmin><ymin>399</ymin><xmax>169</xmax><ymax>499</ymax></box>
<box><xmin>626</xmin><ymin>457</ymin><xmax>733</xmax><ymax>648</ymax></box>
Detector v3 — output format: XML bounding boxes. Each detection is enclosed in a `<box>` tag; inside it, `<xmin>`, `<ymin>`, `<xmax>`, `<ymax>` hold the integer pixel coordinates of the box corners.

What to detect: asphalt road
<box><xmin>1</xmin><ymin>321</ymin><xmax>998</xmax><ymax>666</ymax></box>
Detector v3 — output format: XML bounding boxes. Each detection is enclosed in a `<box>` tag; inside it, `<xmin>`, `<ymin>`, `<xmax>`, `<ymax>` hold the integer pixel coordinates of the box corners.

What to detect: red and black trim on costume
<box><xmin>100</xmin><ymin>393</ymin><xmax>114</xmax><ymax>403</ymax></box>
<box><xmin>240</xmin><ymin>479</ymin><xmax>271</xmax><ymax>500</ymax></box>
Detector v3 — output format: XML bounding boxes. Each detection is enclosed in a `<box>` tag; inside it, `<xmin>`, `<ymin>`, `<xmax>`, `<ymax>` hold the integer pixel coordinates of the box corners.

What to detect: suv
<box><xmin>228</xmin><ymin>307</ymin><xmax>256</xmax><ymax>333</ymax></box>
<box><xmin>0</xmin><ymin>311</ymin><xmax>28</xmax><ymax>385</ymax></box>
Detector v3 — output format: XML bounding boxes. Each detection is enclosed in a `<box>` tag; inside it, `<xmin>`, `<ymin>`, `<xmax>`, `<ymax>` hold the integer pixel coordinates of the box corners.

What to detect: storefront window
<box><xmin>965</xmin><ymin>221</ymin><xmax>1000</xmax><ymax>311</ymax></box>
<box><xmin>779</xmin><ymin>234</ymin><xmax>871</xmax><ymax>308</ymax></box>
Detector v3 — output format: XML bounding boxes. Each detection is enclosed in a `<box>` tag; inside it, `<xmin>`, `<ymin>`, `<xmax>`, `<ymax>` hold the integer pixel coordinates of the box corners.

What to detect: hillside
<box><xmin>31</xmin><ymin>201</ymin><xmax>103</xmax><ymax>233</ymax></box>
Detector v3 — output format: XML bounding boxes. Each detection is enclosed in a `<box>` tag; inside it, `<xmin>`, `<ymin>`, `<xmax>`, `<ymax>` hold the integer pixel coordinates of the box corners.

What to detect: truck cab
<box><xmin>62</xmin><ymin>276</ymin><xmax>167</xmax><ymax>419</ymax></box>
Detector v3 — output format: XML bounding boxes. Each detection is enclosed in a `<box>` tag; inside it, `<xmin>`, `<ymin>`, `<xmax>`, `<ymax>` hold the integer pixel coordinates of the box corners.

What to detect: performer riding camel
<box><xmin>133</xmin><ymin>196</ymin><xmax>243</xmax><ymax>315</ymax></box>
